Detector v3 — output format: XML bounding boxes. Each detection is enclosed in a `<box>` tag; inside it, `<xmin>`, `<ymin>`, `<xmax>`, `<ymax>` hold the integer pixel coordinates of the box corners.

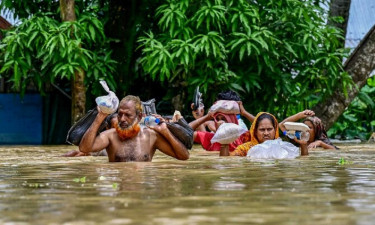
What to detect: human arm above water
<box><xmin>308</xmin><ymin>140</ymin><xmax>335</xmax><ymax>150</ymax></box>
<box><xmin>279</xmin><ymin>110</ymin><xmax>315</xmax><ymax>133</ymax></box>
<box><xmin>189</xmin><ymin>110</ymin><xmax>214</xmax><ymax>131</ymax></box>
<box><xmin>280</xmin><ymin>110</ymin><xmax>336</xmax><ymax>150</ymax></box>
<box><xmin>294</xmin><ymin>139</ymin><xmax>309</xmax><ymax>156</ymax></box>
<box><xmin>150</xmin><ymin>122</ymin><xmax>189</xmax><ymax>160</ymax></box>
<box><xmin>190</xmin><ymin>103</ymin><xmax>216</xmax><ymax>132</ymax></box>
<box><xmin>237</xmin><ymin>101</ymin><xmax>255</xmax><ymax>123</ymax></box>
<box><xmin>79</xmin><ymin>107</ymin><xmax>111</xmax><ymax>154</ymax></box>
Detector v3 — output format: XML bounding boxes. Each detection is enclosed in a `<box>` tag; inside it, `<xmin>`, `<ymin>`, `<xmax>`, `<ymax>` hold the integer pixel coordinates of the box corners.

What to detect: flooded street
<box><xmin>0</xmin><ymin>144</ymin><xmax>375</xmax><ymax>224</ymax></box>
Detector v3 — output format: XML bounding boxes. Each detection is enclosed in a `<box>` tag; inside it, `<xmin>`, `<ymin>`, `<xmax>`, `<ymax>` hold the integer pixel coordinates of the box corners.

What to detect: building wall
<box><xmin>0</xmin><ymin>94</ymin><xmax>42</xmax><ymax>144</ymax></box>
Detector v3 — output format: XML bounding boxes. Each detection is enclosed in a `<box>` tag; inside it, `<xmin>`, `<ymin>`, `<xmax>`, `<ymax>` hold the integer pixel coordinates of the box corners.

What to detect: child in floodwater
<box><xmin>279</xmin><ymin>110</ymin><xmax>337</xmax><ymax>149</ymax></box>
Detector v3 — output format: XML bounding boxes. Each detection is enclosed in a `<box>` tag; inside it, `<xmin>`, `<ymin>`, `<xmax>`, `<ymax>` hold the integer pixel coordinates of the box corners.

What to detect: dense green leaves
<box><xmin>0</xmin><ymin>12</ymin><xmax>116</xmax><ymax>96</ymax></box>
<box><xmin>1</xmin><ymin>0</ymin><xmax>367</xmax><ymax>140</ymax></box>
<box><xmin>328</xmin><ymin>77</ymin><xmax>375</xmax><ymax>140</ymax></box>
<box><xmin>138</xmin><ymin>0</ymin><xmax>350</xmax><ymax>116</ymax></box>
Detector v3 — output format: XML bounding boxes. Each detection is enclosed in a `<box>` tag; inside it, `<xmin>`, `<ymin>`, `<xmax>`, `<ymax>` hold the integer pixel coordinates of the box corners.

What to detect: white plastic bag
<box><xmin>95</xmin><ymin>80</ymin><xmax>119</xmax><ymax>114</ymax></box>
<box><xmin>284</xmin><ymin>122</ymin><xmax>310</xmax><ymax>132</ymax></box>
<box><xmin>209</xmin><ymin>100</ymin><xmax>240</xmax><ymax>114</ymax></box>
<box><xmin>211</xmin><ymin>123</ymin><xmax>247</xmax><ymax>144</ymax></box>
<box><xmin>247</xmin><ymin>138</ymin><xmax>300</xmax><ymax>159</ymax></box>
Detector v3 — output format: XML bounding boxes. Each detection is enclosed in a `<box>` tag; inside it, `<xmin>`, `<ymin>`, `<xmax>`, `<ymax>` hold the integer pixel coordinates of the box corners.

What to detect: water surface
<box><xmin>1</xmin><ymin>144</ymin><xmax>375</xmax><ymax>224</ymax></box>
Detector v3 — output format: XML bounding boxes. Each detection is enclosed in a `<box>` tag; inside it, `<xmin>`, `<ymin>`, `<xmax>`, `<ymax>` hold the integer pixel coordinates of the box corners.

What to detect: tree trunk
<box><xmin>313</xmin><ymin>24</ymin><xmax>375</xmax><ymax>129</ymax></box>
<box><xmin>59</xmin><ymin>0</ymin><xmax>76</xmax><ymax>21</ymax></box>
<box><xmin>60</xmin><ymin>0</ymin><xmax>86</xmax><ymax>124</ymax></box>
<box><xmin>328</xmin><ymin>0</ymin><xmax>352</xmax><ymax>48</ymax></box>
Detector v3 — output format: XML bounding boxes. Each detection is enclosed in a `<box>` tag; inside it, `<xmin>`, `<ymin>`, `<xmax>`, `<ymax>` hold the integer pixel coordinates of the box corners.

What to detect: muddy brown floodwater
<box><xmin>0</xmin><ymin>144</ymin><xmax>374</xmax><ymax>225</ymax></box>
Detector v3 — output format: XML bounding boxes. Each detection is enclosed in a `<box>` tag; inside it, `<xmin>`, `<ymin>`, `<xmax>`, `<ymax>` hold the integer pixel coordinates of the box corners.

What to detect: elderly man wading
<box><xmin>79</xmin><ymin>95</ymin><xmax>189</xmax><ymax>162</ymax></box>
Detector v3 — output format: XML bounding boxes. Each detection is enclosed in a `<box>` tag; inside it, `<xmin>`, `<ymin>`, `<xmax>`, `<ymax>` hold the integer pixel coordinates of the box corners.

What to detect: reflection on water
<box><xmin>1</xmin><ymin>144</ymin><xmax>375</xmax><ymax>224</ymax></box>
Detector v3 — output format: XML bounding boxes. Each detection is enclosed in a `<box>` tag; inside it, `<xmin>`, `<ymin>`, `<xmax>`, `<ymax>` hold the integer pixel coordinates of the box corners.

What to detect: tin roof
<box><xmin>345</xmin><ymin>0</ymin><xmax>375</xmax><ymax>48</ymax></box>
<box><xmin>0</xmin><ymin>7</ymin><xmax>18</xmax><ymax>26</ymax></box>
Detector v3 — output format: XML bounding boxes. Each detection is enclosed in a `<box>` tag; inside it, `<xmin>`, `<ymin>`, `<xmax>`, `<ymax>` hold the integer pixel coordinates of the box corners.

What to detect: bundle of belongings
<box><xmin>209</xmin><ymin>100</ymin><xmax>240</xmax><ymax>115</ymax></box>
<box><xmin>66</xmin><ymin>86</ymin><xmax>193</xmax><ymax>149</ymax></box>
<box><xmin>66</xmin><ymin>80</ymin><xmax>118</xmax><ymax>145</ymax></box>
<box><xmin>66</xmin><ymin>108</ymin><xmax>118</xmax><ymax>146</ymax></box>
<box><xmin>210</xmin><ymin>123</ymin><xmax>247</xmax><ymax>145</ymax></box>
<box><xmin>165</xmin><ymin>113</ymin><xmax>194</xmax><ymax>149</ymax></box>
<box><xmin>247</xmin><ymin>138</ymin><xmax>300</xmax><ymax>159</ymax></box>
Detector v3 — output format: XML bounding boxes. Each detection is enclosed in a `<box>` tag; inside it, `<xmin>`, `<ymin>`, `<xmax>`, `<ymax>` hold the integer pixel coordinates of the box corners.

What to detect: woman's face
<box><xmin>304</xmin><ymin>120</ymin><xmax>315</xmax><ymax>142</ymax></box>
<box><xmin>255</xmin><ymin>118</ymin><xmax>276</xmax><ymax>143</ymax></box>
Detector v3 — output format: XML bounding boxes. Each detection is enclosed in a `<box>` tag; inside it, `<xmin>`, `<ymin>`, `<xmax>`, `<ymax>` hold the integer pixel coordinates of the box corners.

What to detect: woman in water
<box><xmin>227</xmin><ymin>112</ymin><xmax>309</xmax><ymax>156</ymax></box>
<box><xmin>279</xmin><ymin>110</ymin><xmax>337</xmax><ymax>149</ymax></box>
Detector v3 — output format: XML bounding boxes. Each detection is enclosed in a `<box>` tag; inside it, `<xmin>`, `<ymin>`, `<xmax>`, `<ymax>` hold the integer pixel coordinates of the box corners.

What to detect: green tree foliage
<box><xmin>0</xmin><ymin>0</ymin><xmax>116</xmax><ymax>97</ymax></box>
<box><xmin>328</xmin><ymin>76</ymin><xmax>375</xmax><ymax>140</ymax></box>
<box><xmin>138</xmin><ymin>0</ymin><xmax>352</xmax><ymax>117</ymax></box>
<box><xmin>0</xmin><ymin>0</ymin><xmax>103</xmax><ymax>20</ymax></box>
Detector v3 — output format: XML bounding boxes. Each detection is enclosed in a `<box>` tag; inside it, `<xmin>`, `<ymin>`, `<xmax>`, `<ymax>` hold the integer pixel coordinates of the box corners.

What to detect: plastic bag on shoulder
<box><xmin>211</xmin><ymin>123</ymin><xmax>247</xmax><ymax>144</ymax></box>
<box><xmin>95</xmin><ymin>80</ymin><xmax>119</xmax><ymax>114</ymax></box>
<box><xmin>247</xmin><ymin>138</ymin><xmax>300</xmax><ymax>159</ymax></box>
<box><xmin>209</xmin><ymin>100</ymin><xmax>240</xmax><ymax>114</ymax></box>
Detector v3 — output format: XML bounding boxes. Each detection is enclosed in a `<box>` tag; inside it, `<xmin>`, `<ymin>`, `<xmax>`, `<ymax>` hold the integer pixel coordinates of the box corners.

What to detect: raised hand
<box><xmin>237</xmin><ymin>101</ymin><xmax>245</xmax><ymax>116</ymax></box>
<box><xmin>191</xmin><ymin>103</ymin><xmax>204</xmax><ymax>119</ymax></box>
<box><xmin>301</xmin><ymin>109</ymin><xmax>315</xmax><ymax>117</ymax></box>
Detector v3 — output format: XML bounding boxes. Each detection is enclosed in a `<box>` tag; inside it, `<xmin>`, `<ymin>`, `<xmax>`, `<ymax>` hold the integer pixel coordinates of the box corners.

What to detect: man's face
<box><xmin>115</xmin><ymin>100</ymin><xmax>141</xmax><ymax>141</ymax></box>
<box><xmin>117</xmin><ymin>101</ymin><xmax>139</xmax><ymax>129</ymax></box>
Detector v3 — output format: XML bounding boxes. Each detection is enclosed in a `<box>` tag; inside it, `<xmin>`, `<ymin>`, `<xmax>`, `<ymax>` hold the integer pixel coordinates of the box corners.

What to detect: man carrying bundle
<box><xmin>79</xmin><ymin>95</ymin><xmax>189</xmax><ymax>162</ymax></box>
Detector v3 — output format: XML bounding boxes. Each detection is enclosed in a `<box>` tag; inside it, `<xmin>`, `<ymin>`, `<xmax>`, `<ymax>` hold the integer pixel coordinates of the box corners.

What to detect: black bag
<box><xmin>66</xmin><ymin>108</ymin><xmax>109</xmax><ymax>145</ymax></box>
<box><xmin>166</xmin><ymin>118</ymin><xmax>194</xmax><ymax>149</ymax></box>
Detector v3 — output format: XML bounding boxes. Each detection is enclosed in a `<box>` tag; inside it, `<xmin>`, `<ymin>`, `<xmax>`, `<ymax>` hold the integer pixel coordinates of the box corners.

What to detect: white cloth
<box><xmin>247</xmin><ymin>138</ymin><xmax>300</xmax><ymax>159</ymax></box>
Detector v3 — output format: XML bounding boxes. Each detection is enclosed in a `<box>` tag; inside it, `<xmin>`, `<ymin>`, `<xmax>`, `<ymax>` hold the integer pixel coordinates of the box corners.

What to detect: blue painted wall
<box><xmin>0</xmin><ymin>94</ymin><xmax>42</xmax><ymax>144</ymax></box>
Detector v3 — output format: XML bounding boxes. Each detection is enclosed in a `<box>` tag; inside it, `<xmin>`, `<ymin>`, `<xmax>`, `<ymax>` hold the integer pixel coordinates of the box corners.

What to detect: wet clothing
<box><xmin>194</xmin><ymin>112</ymin><xmax>242</xmax><ymax>151</ymax></box>
<box><xmin>212</xmin><ymin>113</ymin><xmax>238</xmax><ymax>125</ymax></box>
<box><xmin>194</xmin><ymin>131</ymin><xmax>242</xmax><ymax>151</ymax></box>
<box><xmin>230</xmin><ymin>112</ymin><xmax>280</xmax><ymax>156</ymax></box>
<box><xmin>303</xmin><ymin>116</ymin><xmax>337</xmax><ymax>149</ymax></box>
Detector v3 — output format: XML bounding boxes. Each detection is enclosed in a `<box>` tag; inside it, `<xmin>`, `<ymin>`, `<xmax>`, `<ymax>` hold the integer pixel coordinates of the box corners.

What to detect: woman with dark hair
<box><xmin>229</xmin><ymin>112</ymin><xmax>279</xmax><ymax>156</ymax></box>
<box><xmin>279</xmin><ymin>110</ymin><xmax>337</xmax><ymax>149</ymax></box>
<box><xmin>229</xmin><ymin>112</ymin><xmax>309</xmax><ymax>157</ymax></box>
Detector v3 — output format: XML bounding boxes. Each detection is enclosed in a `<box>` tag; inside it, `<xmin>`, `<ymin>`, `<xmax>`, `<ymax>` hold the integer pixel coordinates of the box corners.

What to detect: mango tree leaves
<box><xmin>138</xmin><ymin>0</ymin><xmax>348</xmax><ymax>115</ymax></box>
<box><xmin>0</xmin><ymin>13</ymin><xmax>117</xmax><ymax>96</ymax></box>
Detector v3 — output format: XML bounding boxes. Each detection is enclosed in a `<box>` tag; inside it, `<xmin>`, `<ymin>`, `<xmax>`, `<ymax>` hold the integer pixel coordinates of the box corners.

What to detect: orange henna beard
<box><xmin>114</xmin><ymin>120</ymin><xmax>141</xmax><ymax>141</ymax></box>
